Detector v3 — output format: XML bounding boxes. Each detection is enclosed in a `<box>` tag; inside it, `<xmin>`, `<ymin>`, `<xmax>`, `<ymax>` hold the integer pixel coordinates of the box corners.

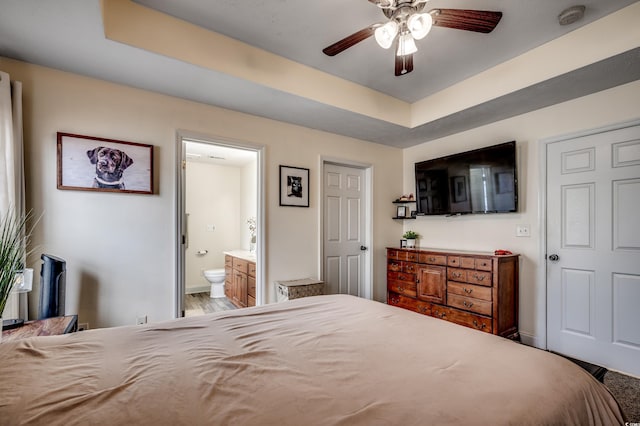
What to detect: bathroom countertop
<box><xmin>223</xmin><ymin>250</ymin><xmax>256</xmax><ymax>263</ymax></box>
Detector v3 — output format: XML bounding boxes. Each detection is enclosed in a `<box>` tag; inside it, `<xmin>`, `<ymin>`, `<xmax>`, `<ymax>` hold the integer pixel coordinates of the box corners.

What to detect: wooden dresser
<box><xmin>387</xmin><ymin>248</ymin><xmax>519</xmax><ymax>339</ymax></box>
<box><xmin>2</xmin><ymin>315</ymin><xmax>78</xmax><ymax>342</ymax></box>
<box><xmin>225</xmin><ymin>253</ymin><xmax>256</xmax><ymax>308</ymax></box>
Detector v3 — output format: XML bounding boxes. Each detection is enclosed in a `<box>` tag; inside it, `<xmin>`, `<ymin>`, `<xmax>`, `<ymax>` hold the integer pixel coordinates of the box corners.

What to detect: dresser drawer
<box><xmin>467</xmin><ymin>270</ymin><xmax>492</xmax><ymax>286</ymax></box>
<box><xmin>406</xmin><ymin>251</ymin><xmax>419</xmax><ymax>262</ymax></box>
<box><xmin>447</xmin><ymin>308</ymin><xmax>493</xmax><ymax>333</ymax></box>
<box><xmin>388</xmin><ymin>260</ymin><xmax>402</xmax><ymax>272</ymax></box>
<box><xmin>447</xmin><ymin>268</ymin><xmax>467</xmax><ymax>282</ymax></box>
<box><xmin>447</xmin><ymin>256</ymin><xmax>461</xmax><ymax>267</ymax></box>
<box><xmin>475</xmin><ymin>258</ymin><xmax>493</xmax><ymax>271</ymax></box>
<box><xmin>403</xmin><ymin>262</ymin><xmax>418</xmax><ymax>274</ymax></box>
<box><xmin>233</xmin><ymin>258</ymin><xmax>249</xmax><ymax>274</ymax></box>
<box><xmin>387</xmin><ymin>271</ymin><xmax>415</xmax><ymax>284</ymax></box>
<box><xmin>447</xmin><ymin>293</ymin><xmax>492</xmax><ymax>316</ymax></box>
<box><xmin>387</xmin><ymin>249</ymin><xmax>402</xmax><ymax>260</ymax></box>
<box><xmin>388</xmin><ymin>292</ymin><xmax>418</xmax><ymax>312</ymax></box>
<box><xmin>447</xmin><ymin>282</ymin><xmax>492</xmax><ymax>301</ymax></box>
<box><xmin>419</xmin><ymin>253</ymin><xmax>447</xmax><ymax>265</ymax></box>
<box><xmin>460</xmin><ymin>257</ymin><xmax>476</xmax><ymax>269</ymax></box>
<box><xmin>431</xmin><ymin>304</ymin><xmax>492</xmax><ymax>333</ymax></box>
<box><xmin>388</xmin><ymin>281</ymin><xmax>417</xmax><ymax>298</ymax></box>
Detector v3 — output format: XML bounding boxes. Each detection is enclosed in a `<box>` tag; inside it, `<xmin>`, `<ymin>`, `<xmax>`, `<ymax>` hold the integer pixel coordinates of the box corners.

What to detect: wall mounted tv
<box><xmin>414</xmin><ymin>141</ymin><xmax>518</xmax><ymax>216</ymax></box>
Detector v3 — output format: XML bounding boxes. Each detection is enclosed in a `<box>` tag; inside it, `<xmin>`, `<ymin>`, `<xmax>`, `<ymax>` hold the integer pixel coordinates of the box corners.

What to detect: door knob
<box><xmin>360</xmin><ymin>246</ymin><xmax>368</xmax><ymax>251</ymax></box>
<box><xmin>548</xmin><ymin>254</ymin><xmax>559</xmax><ymax>261</ymax></box>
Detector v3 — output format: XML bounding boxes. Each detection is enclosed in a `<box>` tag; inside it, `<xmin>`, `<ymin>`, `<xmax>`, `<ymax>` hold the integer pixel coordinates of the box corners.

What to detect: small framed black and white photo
<box><xmin>396</xmin><ymin>205</ymin><xmax>407</xmax><ymax>218</ymax></box>
<box><xmin>279</xmin><ymin>165</ymin><xmax>309</xmax><ymax>207</ymax></box>
<box><xmin>57</xmin><ymin>132</ymin><xmax>153</xmax><ymax>194</ymax></box>
<box><xmin>400</xmin><ymin>239</ymin><xmax>407</xmax><ymax>248</ymax></box>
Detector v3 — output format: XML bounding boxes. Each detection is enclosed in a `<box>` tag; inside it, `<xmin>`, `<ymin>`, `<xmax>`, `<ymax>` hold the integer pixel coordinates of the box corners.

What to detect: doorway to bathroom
<box><xmin>176</xmin><ymin>132</ymin><xmax>264</xmax><ymax>318</ymax></box>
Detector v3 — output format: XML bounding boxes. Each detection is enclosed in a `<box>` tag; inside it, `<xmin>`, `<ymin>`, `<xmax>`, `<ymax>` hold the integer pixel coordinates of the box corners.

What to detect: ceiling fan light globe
<box><xmin>407</xmin><ymin>13</ymin><xmax>433</xmax><ymax>40</ymax></box>
<box><xmin>396</xmin><ymin>33</ymin><xmax>417</xmax><ymax>56</ymax></box>
<box><xmin>374</xmin><ymin>21</ymin><xmax>398</xmax><ymax>49</ymax></box>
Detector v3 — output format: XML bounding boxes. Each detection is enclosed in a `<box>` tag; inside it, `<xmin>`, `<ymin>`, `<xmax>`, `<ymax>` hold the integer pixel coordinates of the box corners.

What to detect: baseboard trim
<box><xmin>519</xmin><ymin>331</ymin><xmax>544</xmax><ymax>349</ymax></box>
<box><xmin>186</xmin><ymin>286</ymin><xmax>210</xmax><ymax>295</ymax></box>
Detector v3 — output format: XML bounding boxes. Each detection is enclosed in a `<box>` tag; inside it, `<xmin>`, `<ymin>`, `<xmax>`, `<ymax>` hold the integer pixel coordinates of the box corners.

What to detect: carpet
<box><xmin>604</xmin><ymin>371</ymin><xmax>640</xmax><ymax>423</ymax></box>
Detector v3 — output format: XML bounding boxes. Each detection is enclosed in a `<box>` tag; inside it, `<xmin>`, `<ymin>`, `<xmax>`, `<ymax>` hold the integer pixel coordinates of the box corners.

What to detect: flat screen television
<box><xmin>414</xmin><ymin>141</ymin><xmax>518</xmax><ymax>215</ymax></box>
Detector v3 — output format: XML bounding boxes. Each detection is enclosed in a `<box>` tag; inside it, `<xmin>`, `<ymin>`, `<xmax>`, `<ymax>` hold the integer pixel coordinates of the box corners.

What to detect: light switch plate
<box><xmin>516</xmin><ymin>224</ymin><xmax>530</xmax><ymax>237</ymax></box>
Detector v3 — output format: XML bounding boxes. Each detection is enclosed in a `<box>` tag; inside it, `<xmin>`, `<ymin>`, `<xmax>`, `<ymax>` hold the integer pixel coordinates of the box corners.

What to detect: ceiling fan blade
<box><xmin>395</xmin><ymin>53</ymin><xmax>413</xmax><ymax>76</ymax></box>
<box><xmin>323</xmin><ymin>25</ymin><xmax>377</xmax><ymax>56</ymax></box>
<box><xmin>429</xmin><ymin>9</ymin><xmax>502</xmax><ymax>33</ymax></box>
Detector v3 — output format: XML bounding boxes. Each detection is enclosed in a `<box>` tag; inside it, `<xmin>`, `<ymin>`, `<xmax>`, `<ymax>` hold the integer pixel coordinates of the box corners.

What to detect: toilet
<box><xmin>204</xmin><ymin>269</ymin><xmax>226</xmax><ymax>298</ymax></box>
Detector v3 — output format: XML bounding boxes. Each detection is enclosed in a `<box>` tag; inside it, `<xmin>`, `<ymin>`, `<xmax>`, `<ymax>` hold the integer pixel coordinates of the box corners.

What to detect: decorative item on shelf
<box><xmin>0</xmin><ymin>209</ymin><xmax>36</xmax><ymax>339</ymax></box>
<box><xmin>396</xmin><ymin>205</ymin><xmax>407</xmax><ymax>218</ymax></box>
<box><xmin>247</xmin><ymin>217</ymin><xmax>257</xmax><ymax>253</ymax></box>
<box><xmin>400</xmin><ymin>239</ymin><xmax>407</xmax><ymax>248</ymax></box>
<box><xmin>402</xmin><ymin>230</ymin><xmax>419</xmax><ymax>248</ymax></box>
<box><xmin>394</xmin><ymin>193</ymin><xmax>415</xmax><ymax>202</ymax></box>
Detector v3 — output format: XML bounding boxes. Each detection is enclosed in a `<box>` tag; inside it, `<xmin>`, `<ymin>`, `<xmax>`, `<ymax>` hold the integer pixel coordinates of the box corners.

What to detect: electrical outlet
<box><xmin>516</xmin><ymin>224</ymin><xmax>530</xmax><ymax>237</ymax></box>
<box><xmin>206</xmin><ymin>224</ymin><xmax>215</xmax><ymax>232</ymax></box>
<box><xmin>78</xmin><ymin>322</ymin><xmax>89</xmax><ymax>331</ymax></box>
<box><xmin>136</xmin><ymin>315</ymin><xmax>147</xmax><ymax>325</ymax></box>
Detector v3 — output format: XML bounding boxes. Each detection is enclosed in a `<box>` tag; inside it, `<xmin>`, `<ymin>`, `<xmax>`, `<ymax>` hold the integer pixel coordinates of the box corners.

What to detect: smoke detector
<box><xmin>558</xmin><ymin>5</ymin><xmax>585</xmax><ymax>25</ymax></box>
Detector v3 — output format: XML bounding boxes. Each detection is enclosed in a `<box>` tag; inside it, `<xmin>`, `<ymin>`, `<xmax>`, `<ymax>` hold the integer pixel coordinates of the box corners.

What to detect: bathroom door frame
<box><xmin>175</xmin><ymin>130</ymin><xmax>266</xmax><ymax>317</ymax></box>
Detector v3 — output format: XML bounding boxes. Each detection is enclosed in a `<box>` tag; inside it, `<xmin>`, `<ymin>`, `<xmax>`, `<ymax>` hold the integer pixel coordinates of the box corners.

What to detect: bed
<box><xmin>0</xmin><ymin>295</ymin><xmax>625</xmax><ymax>425</ymax></box>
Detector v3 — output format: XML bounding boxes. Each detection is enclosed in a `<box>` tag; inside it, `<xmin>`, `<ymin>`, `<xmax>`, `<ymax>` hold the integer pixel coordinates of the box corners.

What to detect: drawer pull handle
<box><xmin>453</xmin><ymin>273</ymin><xmax>462</xmax><ymax>278</ymax></box>
<box><xmin>474</xmin><ymin>274</ymin><xmax>485</xmax><ymax>281</ymax></box>
<box><xmin>398</xmin><ymin>286</ymin><xmax>404</xmax><ymax>293</ymax></box>
<box><xmin>429</xmin><ymin>257</ymin><xmax>436</xmax><ymax>261</ymax></box>
<box><xmin>391</xmin><ymin>297</ymin><xmax>399</xmax><ymax>304</ymax></box>
<box><xmin>463</xmin><ymin>301</ymin><xmax>474</xmax><ymax>308</ymax></box>
<box><xmin>463</xmin><ymin>287</ymin><xmax>473</xmax><ymax>294</ymax></box>
<box><xmin>473</xmin><ymin>320</ymin><xmax>486</xmax><ymax>329</ymax></box>
<box><xmin>435</xmin><ymin>311</ymin><xmax>446</xmax><ymax>318</ymax></box>
<box><xmin>418</xmin><ymin>306</ymin><xmax>428</xmax><ymax>314</ymax></box>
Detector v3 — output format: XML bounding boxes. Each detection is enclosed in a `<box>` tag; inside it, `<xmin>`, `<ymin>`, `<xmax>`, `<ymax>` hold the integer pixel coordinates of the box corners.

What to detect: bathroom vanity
<box><xmin>224</xmin><ymin>251</ymin><xmax>256</xmax><ymax>308</ymax></box>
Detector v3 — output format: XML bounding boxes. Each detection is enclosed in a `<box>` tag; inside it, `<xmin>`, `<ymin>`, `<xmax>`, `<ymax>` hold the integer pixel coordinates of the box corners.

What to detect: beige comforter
<box><xmin>0</xmin><ymin>295</ymin><xmax>625</xmax><ymax>425</ymax></box>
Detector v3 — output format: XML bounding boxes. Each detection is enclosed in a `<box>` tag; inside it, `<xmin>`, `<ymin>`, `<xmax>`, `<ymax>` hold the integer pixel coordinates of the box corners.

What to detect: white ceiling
<box><xmin>0</xmin><ymin>0</ymin><xmax>638</xmax><ymax>148</ymax></box>
<box><xmin>133</xmin><ymin>0</ymin><xmax>635</xmax><ymax>103</ymax></box>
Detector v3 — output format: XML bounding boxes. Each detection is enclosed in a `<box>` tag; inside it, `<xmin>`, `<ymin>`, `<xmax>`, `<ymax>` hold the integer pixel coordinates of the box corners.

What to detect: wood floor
<box><xmin>184</xmin><ymin>292</ymin><xmax>236</xmax><ymax>317</ymax></box>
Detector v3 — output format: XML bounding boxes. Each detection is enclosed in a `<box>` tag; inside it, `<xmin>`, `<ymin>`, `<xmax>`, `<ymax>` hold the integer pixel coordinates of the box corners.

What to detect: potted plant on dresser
<box><xmin>402</xmin><ymin>230</ymin><xmax>419</xmax><ymax>248</ymax></box>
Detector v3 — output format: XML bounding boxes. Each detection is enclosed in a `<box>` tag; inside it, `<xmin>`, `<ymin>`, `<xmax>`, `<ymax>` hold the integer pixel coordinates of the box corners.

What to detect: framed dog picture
<box><xmin>279</xmin><ymin>165</ymin><xmax>309</xmax><ymax>207</ymax></box>
<box><xmin>57</xmin><ymin>132</ymin><xmax>154</xmax><ymax>194</ymax></box>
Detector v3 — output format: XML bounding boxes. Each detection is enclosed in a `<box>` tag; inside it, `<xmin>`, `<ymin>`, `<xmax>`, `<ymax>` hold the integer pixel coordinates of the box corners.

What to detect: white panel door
<box><xmin>547</xmin><ymin>124</ymin><xmax>640</xmax><ymax>376</ymax></box>
<box><xmin>323</xmin><ymin>163</ymin><xmax>367</xmax><ymax>297</ymax></box>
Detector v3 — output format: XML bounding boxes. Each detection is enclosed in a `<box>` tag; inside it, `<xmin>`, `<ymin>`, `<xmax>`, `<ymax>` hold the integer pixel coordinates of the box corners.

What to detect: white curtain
<box><xmin>0</xmin><ymin>70</ymin><xmax>26</xmax><ymax>320</ymax></box>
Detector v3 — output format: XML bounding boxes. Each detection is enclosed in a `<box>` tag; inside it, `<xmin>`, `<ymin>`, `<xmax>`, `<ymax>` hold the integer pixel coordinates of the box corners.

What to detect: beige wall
<box><xmin>403</xmin><ymin>80</ymin><xmax>640</xmax><ymax>347</ymax></box>
<box><xmin>0</xmin><ymin>56</ymin><xmax>402</xmax><ymax>329</ymax></box>
<box><xmin>185</xmin><ymin>161</ymin><xmax>243</xmax><ymax>293</ymax></box>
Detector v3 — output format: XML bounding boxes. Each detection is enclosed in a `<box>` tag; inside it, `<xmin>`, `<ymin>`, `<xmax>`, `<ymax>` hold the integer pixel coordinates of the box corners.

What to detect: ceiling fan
<box><xmin>322</xmin><ymin>0</ymin><xmax>502</xmax><ymax>76</ymax></box>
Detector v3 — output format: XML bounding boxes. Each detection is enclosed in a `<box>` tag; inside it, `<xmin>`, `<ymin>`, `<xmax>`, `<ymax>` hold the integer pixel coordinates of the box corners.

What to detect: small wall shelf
<box><xmin>393</xmin><ymin>199</ymin><xmax>417</xmax><ymax>220</ymax></box>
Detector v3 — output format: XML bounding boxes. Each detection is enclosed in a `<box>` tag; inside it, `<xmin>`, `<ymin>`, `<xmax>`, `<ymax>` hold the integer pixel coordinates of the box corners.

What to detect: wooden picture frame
<box><xmin>279</xmin><ymin>165</ymin><xmax>309</xmax><ymax>207</ymax></box>
<box><xmin>57</xmin><ymin>132</ymin><xmax>154</xmax><ymax>194</ymax></box>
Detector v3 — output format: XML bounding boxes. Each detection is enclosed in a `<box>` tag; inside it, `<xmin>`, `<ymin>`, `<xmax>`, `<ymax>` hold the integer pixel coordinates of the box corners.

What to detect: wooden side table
<box><xmin>1</xmin><ymin>315</ymin><xmax>78</xmax><ymax>342</ymax></box>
